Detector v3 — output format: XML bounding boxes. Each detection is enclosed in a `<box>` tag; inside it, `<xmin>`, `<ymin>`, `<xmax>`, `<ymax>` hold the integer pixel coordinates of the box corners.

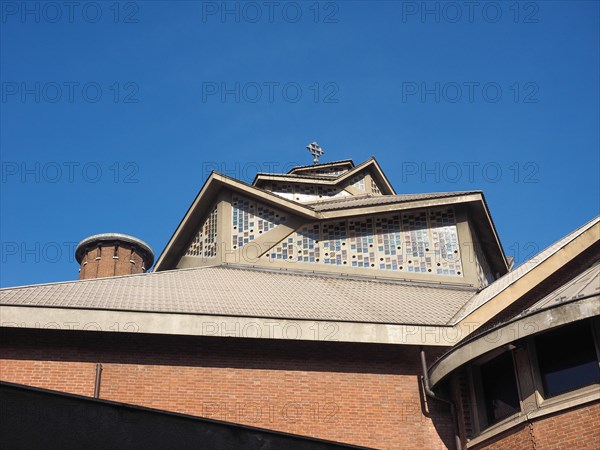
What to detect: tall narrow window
<box><xmin>535</xmin><ymin>321</ymin><xmax>600</xmax><ymax>398</ymax></box>
<box><xmin>479</xmin><ymin>351</ymin><xmax>520</xmax><ymax>425</ymax></box>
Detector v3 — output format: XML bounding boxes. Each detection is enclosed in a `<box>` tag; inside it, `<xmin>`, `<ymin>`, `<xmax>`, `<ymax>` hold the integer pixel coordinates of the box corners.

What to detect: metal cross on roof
<box><xmin>306</xmin><ymin>141</ymin><xmax>324</xmax><ymax>164</ymax></box>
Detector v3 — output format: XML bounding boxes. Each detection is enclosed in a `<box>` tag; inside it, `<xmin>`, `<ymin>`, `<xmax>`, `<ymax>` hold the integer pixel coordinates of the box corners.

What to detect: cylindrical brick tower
<box><xmin>75</xmin><ymin>233</ymin><xmax>154</xmax><ymax>280</ymax></box>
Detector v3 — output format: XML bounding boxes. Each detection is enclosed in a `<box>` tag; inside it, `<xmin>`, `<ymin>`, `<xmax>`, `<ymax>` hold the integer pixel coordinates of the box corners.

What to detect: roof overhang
<box><xmin>287</xmin><ymin>159</ymin><xmax>355</xmax><ymax>175</ymax></box>
<box><xmin>429</xmin><ymin>294</ymin><xmax>600</xmax><ymax>387</ymax></box>
<box><xmin>0</xmin><ymin>305</ymin><xmax>459</xmax><ymax>347</ymax></box>
<box><xmin>451</xmin><ymin>220</ymin><xmax>600</xmax><ymax>331</ymax></box>
<box><xmin>253</xmin><ymin>158</ymin><xmax>396</xmax><ymax>195</ymax></box>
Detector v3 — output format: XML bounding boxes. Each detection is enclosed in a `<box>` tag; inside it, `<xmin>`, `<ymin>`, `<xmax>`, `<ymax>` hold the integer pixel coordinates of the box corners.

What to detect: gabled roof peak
<box><xmin>287</xmin><ymin>159</ymin><xmax>356</xmax><ymax>175</ymax></box>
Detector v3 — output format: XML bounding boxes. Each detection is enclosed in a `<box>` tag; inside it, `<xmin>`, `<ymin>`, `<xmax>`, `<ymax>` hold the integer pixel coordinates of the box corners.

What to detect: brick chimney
<box><xmin>75</xmin><ymin>233</ymin><xmax>154</xmax><ymax>280</ymax></box>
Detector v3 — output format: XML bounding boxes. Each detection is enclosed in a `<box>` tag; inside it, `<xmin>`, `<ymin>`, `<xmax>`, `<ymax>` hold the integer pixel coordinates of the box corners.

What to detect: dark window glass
<box><xmin>480</xmin><ymin>351</ymin><xmax>520</xmax><ymax>425</ymax></box>
<box><xmin>535</xmin><ymin>321</ymin><xmax>600</xmax><ymax>398</ymax></box>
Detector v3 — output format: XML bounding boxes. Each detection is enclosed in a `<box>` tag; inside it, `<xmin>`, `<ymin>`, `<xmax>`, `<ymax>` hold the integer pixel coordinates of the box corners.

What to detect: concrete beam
<box><xmin>0</xmin><ymin>305</ymin><xmax>459</xmax><ymax>347</ymax></box>
<box><xmin>429</xmin><ymin>296</ymin><xmax>600</xmax><ymax>387</ymax></box>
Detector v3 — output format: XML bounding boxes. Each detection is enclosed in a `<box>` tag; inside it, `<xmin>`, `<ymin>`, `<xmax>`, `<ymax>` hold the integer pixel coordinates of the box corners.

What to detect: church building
<box><xmin>1</xmin><ymin>145</ymin><xmax>598</xmax><ymax>449</ymax></box>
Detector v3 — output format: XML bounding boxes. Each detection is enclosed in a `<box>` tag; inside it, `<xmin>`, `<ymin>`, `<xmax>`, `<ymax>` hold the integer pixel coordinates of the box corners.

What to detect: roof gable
<box><xmin>154</xmin><ymin>158</ymin><xmax>509</xmax><ymax>285</ymax></box>
<box><xmin>153</xmin><ymin>173</ymin><xmax>318</xmax><ymax>271</ymax></box>
<box><xmin>253</xmin><ymin>157</ymin><xmax>396</xmax><ymax>196</ymax></box>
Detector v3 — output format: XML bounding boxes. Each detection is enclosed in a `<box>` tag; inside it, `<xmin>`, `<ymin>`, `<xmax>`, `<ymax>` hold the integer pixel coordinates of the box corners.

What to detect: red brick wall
<box><xmin>472</xmin><ymin>424</ymin><xmax>533</xmax><ymax>450</ymax></box>
<box><xmin>473</xmin><ymin>401</ymin><xmax>600</xmax><ymax>450</ymax></box>
<box><xmin>0</xmin><ymin>328</ymin><xmax>454</xmax><ymax>449</ymax></box>
<box><xmin>531</xmin><ymin>402</ymin><xmax>600</xmax><ymax>450</ymax></box>
<box><xmin>79</xmin><ymin>244</ymin><xmax>146</xmax><ymax>279</ymax></box>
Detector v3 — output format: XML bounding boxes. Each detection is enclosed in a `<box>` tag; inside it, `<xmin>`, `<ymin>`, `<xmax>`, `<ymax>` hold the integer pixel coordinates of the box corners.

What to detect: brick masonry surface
<box><xmin>79</xmin><ymin>244</ymin><xmax>146</xmax><ymax>279</ymax></box>
<box><xmin>0</xmin><ymin>328</ymin><xmax>454</xmax><ymax>449</ymax></box>
<box><xmin>472</xmin><ymin>401</ymin><xmax>600</xmax><ymax>450</ymax></box>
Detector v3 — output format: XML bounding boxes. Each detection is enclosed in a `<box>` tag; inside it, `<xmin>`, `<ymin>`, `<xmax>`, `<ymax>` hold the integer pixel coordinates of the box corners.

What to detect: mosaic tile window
<box><xmin>347</xmin><ymin>173</ymin><xmax>366</xmax><ymax>191</ymax></box>
<box><xmin>371</xmin><ymin>178</ymin><xmax>382</xmax><ymax>195</ymax></box>
<box><xmin>374</xmin><ymin>215</ymin><xmax>402</xmax><ymax>270</ymax></box>
<box><xmin>402</xmin><ymin>211</ymin><xmax>431</xmax><ymax>273</ymax></box>
<box><xmin>268</xmin><ymin>182</ymin><xmax>293</xmax><ymax>194</ymax></box>
<box><xmin>294</xmin><ymin>168</ymin><xmax>347</xmax><ymax>176</ymax></box>
<box><xmin>322</xmin><ymin>221</ymin><xmax>348</xmax><ymax>265</ymax></box>
<box><xmin>267</xmin><ymin>207</ymin><xmax>463</xmax><ymax>276</ymax></box>
<box><xmin>186</xmin><ymin>205</ymin><xmax>218</xmax><ymax>258</ymax></box>
<box><xmin>269</xmin><ymin>224</ymin><xmax>320</xmax><ymax>262</ymax></box>
<box><xmin>349</xmin><ymin>217</ymin><xmax>376</xmax><ymax>268</ymax></box>
<box><xmin>267</xmin><ymin>182</ymin><xmax>348</xmax><ymax>202</ymax></box>
<box><xmin>231</xmin><ymin>195</ymin><xmax>287</xmax><ymax>250</ymax></box>
<box><xmin>429</xmin><ymin>209</ymin><xmax>461</xmax><ymax>275</ymax></box>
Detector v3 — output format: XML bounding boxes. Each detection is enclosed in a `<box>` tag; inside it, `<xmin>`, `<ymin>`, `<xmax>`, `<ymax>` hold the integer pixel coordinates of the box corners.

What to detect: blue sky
<box><xmin>1</xmin><ymin>0</ymin><xmax>598</xmax><ymax>287</ymax></box>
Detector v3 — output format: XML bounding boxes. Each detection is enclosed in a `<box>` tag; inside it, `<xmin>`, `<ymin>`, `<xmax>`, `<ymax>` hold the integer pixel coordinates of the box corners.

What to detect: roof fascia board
<box><xmin>254</xmin><ymin>174</ymin><xmax>343</xmax><ymax>185</ymax></box>
<box><xmin>429</xmin><ymin>295</ymin><xmax>599</xmax><ymax>386</ymax></box>
<box><xmin>287</xmin><ymin>159</ymin><xmax>355</xmax><ymax>174</ymax></box>
<box><xmin>319</xmin><ymin>194</ymin><xmax>484</xmax><ymax>219</ymax></box>
<box><xmin>0</xmin><ymin>305</ymin><xmax>457</xmax><ymax>346</ymax></box>
<box><xmin>254</xmin><ymin>159</ymin><xmax>376</xmax><ymax>186</ymax></box>
<box><xmin>476</xmin><ymin>192</ymin><xmax>509</xmax><ymax>272</ymax></box>
<box><xmin>453</xmin><ymin>222</ymin><xmax>600</xmax><ymax>332</ymax></box>
<box><xmin>154</xmin><ymin>172</ymin><xmax>217</xmax><ymax>271</ymax></box>
<box><xmin>365</xmin><ymin>157</ymin><xmax>396</xmax><ymax>195</ymax></box>
<box><xmin>253</xmin><ymin>158</ymin><xmax>396</xmax><ymax>195</ymax></box>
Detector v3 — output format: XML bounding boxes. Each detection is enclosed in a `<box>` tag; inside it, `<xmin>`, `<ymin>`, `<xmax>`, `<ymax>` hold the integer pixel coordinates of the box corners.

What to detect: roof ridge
<box><xmin>216</xmin><ymin>263</ymin><xmax>479</xmax><ymax>291</ymax></box>
<box><xmin>308</xmin><ymin>190</ymin><xmax>482</xmax><ymax>205</ymax></box>
<box><xmin>287</xmin><ymin>159</ymin><xmax>355</xmax><ymax>173</ymax></box>
<box><xmin>0</xmin><ymin>261</ymin><xmax>479</xmax><ymax>293</ymax></box>
<box><xmin>254</xmin><ymin>172</ymin><xmax>341</xmax><ymax>180</ymax></box>
<box><xmin>0</xmin><ymin>263</ymin><xmax>223</xmax><ymax>291</ymax></box>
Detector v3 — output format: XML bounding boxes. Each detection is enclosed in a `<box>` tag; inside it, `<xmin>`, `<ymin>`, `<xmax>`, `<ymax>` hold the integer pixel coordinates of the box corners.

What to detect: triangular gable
<box><xmin>154</xmin><ymin>173</ymin><xmax>317</xmax><ymax>271</ymax></box>
<box><xmin>155</xmin><ymin>163</ymin><xmax>509</xmax><ymax>283</ymax></box>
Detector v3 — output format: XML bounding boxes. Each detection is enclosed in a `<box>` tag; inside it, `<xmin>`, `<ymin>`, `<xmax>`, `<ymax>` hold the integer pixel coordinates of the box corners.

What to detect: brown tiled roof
<box><xmin>0</xmin><ymin>265</ymin><xmax>476</xmax><ymax>326</ymax></box>
<box><xmin>307</xmin><ymin>192</ymin><xmax>481</xmax><ymax>211</ymax></box>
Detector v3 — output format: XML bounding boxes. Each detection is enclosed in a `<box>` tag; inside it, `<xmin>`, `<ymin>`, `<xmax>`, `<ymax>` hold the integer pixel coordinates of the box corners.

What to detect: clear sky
<box><xmin>1</xmin><ymin>0</ymin><xmax>598</xmax><ymax>287</ymax></box>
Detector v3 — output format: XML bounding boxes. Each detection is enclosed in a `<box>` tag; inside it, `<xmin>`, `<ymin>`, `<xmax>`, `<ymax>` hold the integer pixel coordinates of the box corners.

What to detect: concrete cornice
<box><xmin>429</xmin><ymin>295</ymin><xmax>600</xmax><ymax>387</ymax></box>
<box><xmin>454</xmin><ymin>221</ymin><xmax>600</xmax><ymax>332</ymax></box>
<box><xmin>0</xmin><ymin>305</ymin><xmax>459</xmax><ymax>347</ymax></box>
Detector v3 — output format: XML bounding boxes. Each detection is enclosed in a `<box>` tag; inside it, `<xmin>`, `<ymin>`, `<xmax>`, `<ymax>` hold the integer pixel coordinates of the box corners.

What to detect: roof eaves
<box><xmin>253</xmin><ymin>173</ymin><xmax>342</xmax><ymax>186</ymax></box>
<box><xmin>366</xmin><ymin>156</ymin><xmax>396</xmax><ymax>195</ymax></box>
<box><xmin>477</xmin><ymin>191</ymin><xmax>509</xmax><ymax>271</ymax></box>
<box><xmin>307</xmin><ymin>191</ymin><xmax>483</xmax><ymax>210</ymax></box>
<box><xmin>449</xmin><ymin>215</ymin><xmax>600</xmax><ymax>325</ymax></box>
<box><xmin>0</xmin><ymin>263</ymin><xmax>222</xmax><ymax>292</ymax></box>
<box><xmin>286</xmin><ymin>159</ymin><xmax>355</xmax><ymax>174</ymax></box>
<box><xmin>0</xmin><ymin>302</ymin><xmax>465</xmax><ymax>330</ymax></box>
<box><xmin>318</xmin><ymin>192</ymin><xmax>485</xmax><ymax>219</ymax></box>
